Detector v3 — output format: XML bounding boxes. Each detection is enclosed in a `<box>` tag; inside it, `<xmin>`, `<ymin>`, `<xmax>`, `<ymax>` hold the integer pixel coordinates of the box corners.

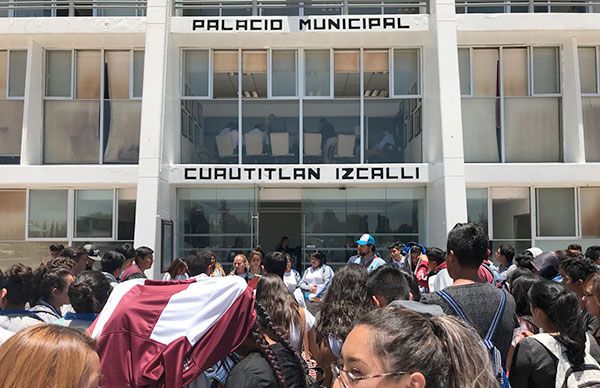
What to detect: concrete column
<box><xmin>424</xmin><ymin>0</ymin><xmax>468</xmax><ymax>247</ymax></box>
<box><xmin>562</xmin><ymin>36</ymin><xmax>585</xmax><ymax>163</ymax></box>
<box><xmin>21</xmin><ymin>40</ymin><xmax>43</xmax><ymax>165</ymax></box>
<box><xmin>134</xmin><ymin>0</ymin><xmax>172</xmax><ymax>279</ymax></box>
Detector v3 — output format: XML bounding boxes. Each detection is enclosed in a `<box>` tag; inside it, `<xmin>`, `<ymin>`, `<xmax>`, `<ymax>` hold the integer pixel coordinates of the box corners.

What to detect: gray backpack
<box><xmin>532</xmin><ymin>333</ymin><xmax>600</xmax><ymax>388</ymax></box>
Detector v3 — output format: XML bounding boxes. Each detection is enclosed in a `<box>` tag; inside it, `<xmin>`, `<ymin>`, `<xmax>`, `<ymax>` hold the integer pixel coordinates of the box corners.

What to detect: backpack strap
<box><xmin>484</xmin><ymin>290</ymin><xmax>506</xmax><ymax>343</ymax></box>
<box><xmin>435</xmin><ymin>290</ymin><xmax>468</xmax><ymax>321</ymax></box>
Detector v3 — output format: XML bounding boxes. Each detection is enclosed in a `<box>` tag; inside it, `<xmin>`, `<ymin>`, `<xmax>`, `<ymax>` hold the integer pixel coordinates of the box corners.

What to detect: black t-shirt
<box><xmin>225</xmin><ymin>343</ymin><xmax>305</xmax><ymax>388</ymax></box>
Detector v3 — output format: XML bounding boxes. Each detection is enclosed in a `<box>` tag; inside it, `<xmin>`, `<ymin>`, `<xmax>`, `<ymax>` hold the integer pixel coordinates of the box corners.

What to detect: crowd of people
<box><xmin>1</xmin><ymin>225</ymin><xmax>600</xmax><ymax>387</ymax></box>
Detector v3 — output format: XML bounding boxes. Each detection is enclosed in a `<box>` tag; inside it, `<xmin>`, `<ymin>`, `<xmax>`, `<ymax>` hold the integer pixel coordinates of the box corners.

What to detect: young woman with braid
<box><xmin>225</xmin><ymin>302</ymin><xmax>309</xmax><ymax>388</ymax></box>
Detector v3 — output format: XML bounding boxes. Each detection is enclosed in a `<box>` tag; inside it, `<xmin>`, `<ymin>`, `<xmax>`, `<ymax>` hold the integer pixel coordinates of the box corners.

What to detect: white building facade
<box><xmin>1</xmin><ymin>0</ymin><xmax>599</xmax><ymax>278</ymax></box>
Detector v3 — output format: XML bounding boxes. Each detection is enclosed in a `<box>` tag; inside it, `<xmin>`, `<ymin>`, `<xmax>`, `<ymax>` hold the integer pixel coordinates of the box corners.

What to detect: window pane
<box><xmin>305</xmin><ymin>50</ymin><xmax>330</xmax><ymax>97</ymax></box>
<box><xmin>272</xmin><ymin>50</ymin><xmax>296</xmax><ymax>96</ymax></box>
<box><xmin>105</xmin><ymin>51</ymin><xmax>129</xmax><ymax>99</ymax></box>
<box><xmin>242</xmin><ymin>51</ymin><xmax>267</xmax><ymax>98</ymax></box>
<box><xmin>537</xmin><ymin>188</ymin><xmax>575</xmax><ymax>237</ymax></box>
<box><xmin>242</xmin><ymin>100</ymin><xmax>299</xmax><ymax>164</ymax></box>
<box><xmin>491</xmin><ymin>187</ymin><xmax>530</xmax><ymax>241</ymax></box>
<box><xmin>213</xmin><ymin>51</ymin><xmax>238</xmax><ymax>98</ymax></box>
<box><xmin>364</xmin><ymin>50</ymin><xmax>389</xmax><ymax>98</ymax></box>
<box><xmin>46</xmin><ymin>51</ymin><xmax>72</xmax><ymax>97</ymax></box>
<box><xmin>503</xmin><ymin>48</ymin><xmax>528</xmax><ymax>96</ymax></box>
<box><xmin>0</xmin><ymin>191</ymin><xmax>25</xmax><ymax>240</ymax></box>
<box><xmin>581</xmin><ymin>187</ymin><xmax>600</xmax><ymax>238</ymax></box>
<box><xmin>461</xmin><ymin>98</ymin><xmax>500</xmax><ymax>162</ymax></box>
<box><xmin>44</xmin><ymin>100</ymin><xmax>100</xmax><ymax>163</ymax></box>
<box><xmin>28</xmin><ymin>190</ymin><xmax>68</xmax><ymax>238</ymax></box>
<box><xmin>183</xmin><ymin>50</ymin><xmax>209</xmax><ymax>97</ymax></box>
<box><xmin>365</xmin><ymin>99</ymin><xmax>422</xmax><ymax>163</ymax></box>
<box><xmin>103</xmin><ymin>100</ymin><xmax>141</xmax><ymax>163</ymax></box>
<box><xmin>533</xmin><ymin>47</ymin><xmax>559</xmax><ymax>94</ymax></box>
<box><xmin>458</xmin><ymin>48</ymin><xmax>470</xmax><ymax>95</ymax></box>
<box><xmin>180</xmin><ymin>100</ymin><xmax>238</xmax><ymax>164</ymax></box>
<box><xmin>579</xmin><ymin>48</ymin><xmax>597</xmax><ymax>94</ymax></box>
<box><xmin>583</xmin><ymin>97</ymin><xmax>600</xmax><ymax>162</ymax></box>
<box><xmin>393</xmin><ymin>49</ymin><xmax>419</xmax><ymax>95</ymax></box>
<box><xmin>133</xmin><ymin>51</ymin><xmax>144</xmax><ymax>98</ymax></box>
<box><xmin>75</xmin><ymin>189</ymin><xmax>113</xmax><ymax>238</ymax></box>
<box><xmin>473</xmin><ymin>48</ymin><xmax>498</xmax><ymax>97</ymax></box>
<box><xmin>303</xmin><ymin>100</ymin><xmax>359</xmax><ymax>164</ymax></box>
<box><xmin>118</xmin><ymin>188</ymin><xmax>136</xmax><ymax>240</ymax></box>
<box><xmin>467</xmin><ymin>188</ymin><xmax>488</xmax><ymax>233</ymax></box>
<box><xmin>0</xmin><ymin>52</ymin><xmax>6</xmax><ymax>97</ymax></box>
<box><xmin>0</xmin><ymin>100</ymin><xmax>24</xmax><ymax>164</ymax></box>
<box><xmin>76</xmin><ymin>50</ymin><xmax>101</xmax><ymax>99</ymax></box>
<box><xmin>505</xmin><ymin>97</ymin><xmax>561</xmax><ymax>162</ymax></box>
<box><xmin>8</xmin><ymin>51</ymin><xmax>27</xmax><ymax>97</ymax></box>
<box><xmin>334</xmin><ymin>50</ymin><xmax>360</xmax><ymax>97</ymax></box>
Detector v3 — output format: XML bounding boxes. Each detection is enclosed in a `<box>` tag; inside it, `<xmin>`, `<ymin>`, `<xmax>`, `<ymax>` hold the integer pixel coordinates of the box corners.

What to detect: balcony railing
<box><xmin>0</xmin><ymin>0</ymin><xmax>146</xmax><ymax>17</ymax></box>
<box><xmin>173</xmin><ymin>0</ymin><xmax>428</xmax><ymax>15</ymax></box>
<box><xmin>456</xmin><ymin>0</ymin><xmax>600</xmax><ymax>12</ymax></box>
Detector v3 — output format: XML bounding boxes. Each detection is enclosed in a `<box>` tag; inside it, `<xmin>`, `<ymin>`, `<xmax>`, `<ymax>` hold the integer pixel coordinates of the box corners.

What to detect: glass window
<box><xmin>102</xmin><ymin>100</ymin><xmax>141</xmax><ymax>163</ymax></box>
<box><xmin>0</xmin><ymin>191</ymin><xmax>25</xmax><ymax>240</ymax></box>
<box><xmin>536</xmin><ymin>188</ymin><xmax>576</xmax><ymax>237</ymax></box>
<box><xmin>28</xmin><ymin>190</ymin><xmax>68</xmax><ymax>238</ymax></box>
<box><xmin>303</xmin><ymin>100</ymin><xmax>360</xmax><ymax>164</ymax></box>
<box><xmin>213</xmin><ymin>51</ymin><xmax>238</xmax><ymax>98</ymax></box>
<box><xmin>491</xmin><ymin>187</ymin><xmax>531</xmax><ymax>248</ymax></box>
<box><xmin>503</xmin><ymin>48</ymin><xmax>528</xmax><ymax>96</ymax></box>
<box><xmin>133</xmin><ymin>50</ymin><xmax>145</xmax><ymax>98</ymax></box>
<box><xmin>242</xmin><ymin>100</ymin><xmax>299</xmax><ymax>164</ymax></box>
<box><xmin>473</xmin><ymin>48</ymin><xmax>498</xmax><ymax>97</ymax></box>
<box><xmin>533</xmin><ymin>47</ymin><xmax>559</xmax><ymax>94</ymax></box>
<box><xmin>0</xmin><ymin>52</ymin><xmax>6</xmax><ymax>98</ymax></box>
<box><xmin>578</xmin><ymin>47</ymin><xmax>597</xmax><ymax>94</ymax></box>
<box><xmin>393</xmin><ymin>49</ymin><xmax>419</xmax><ymax>95</ymax></box>
<box><xmin>46</xmin><ymin>51</ymin><xmax>72</xmax><ymax>97</ymax></box>
<box><xmin>364</xmin><ymin>50</ymin><xmax>389</xmax><ymax>98</ymax></box>
<box><xmin>334</xmin><ymin>50</ymin><xmax>360</xmax><ymax>97</ymax></box>
<box><xmin>581</xmin><ymin>187</ymin><xmax>600</xmax><ymax>238</ymax></box>
<box><xmin>44</xmin><ymin>101</ymin><xmax>100</xmax><ymax>163</ymax></box>
<box><xmin>458</xmin><ymin>48</ymin><xmax>471</xmax><ymax>95</ymax></box>
<box><xmin>0</xmin><ymin>100</ymin><xmax>24</xmax><ymax>164</ymax></box>
<box><xmin>183</xmin><ymin>50</ymin><xmax>209</xmax><ymax>97</ymax></box>
<box><xmin>242</xmin><ymin>51</ymin><xmax>267</xmax><ymax>98</ymax></box>
<box><xmin>118</xmin><ymin>189</ymin><xmax>136</xmax><ymax>240</ymax></box>
<box><xmin>8</xmin><ymin>51</ymin><xmax>27</xmax><ymax>97</ymax></box>
<box><xmin>467</xmin><ymin>188</ymin><xmax>488</xmax><ymax>233</ymax></box>
<box><xmin>461</xmin><ymin>98</ymin><xmax>501</xmax><ymax>162</ymax></box>
<box><xmin>75</xmin><ymin>189</ymin><xmax>113</xmax><ymax>238</ymax></box>
<box><xmin>583</xmin><ymin>97</ymin><xmax>600</xmax><ymax>162</ymax></box>
<box><xmin>272</xmin><ymin>50</ymin><xmax>296</xmax><ymax>97</ymax></box>
<box><xmin>305</xmin><ymin>50</ymin><xmax>330</xmax><ymax>97</ymax></box>
<box><xmin>76</xmin><ymin>50</ymin><xmax>101</xmax><ymax>99</ymax></box>
<box><xmin>104</xmin><ymin>51</ymin><xmax>129</xmax><ymax>99</ymax></box>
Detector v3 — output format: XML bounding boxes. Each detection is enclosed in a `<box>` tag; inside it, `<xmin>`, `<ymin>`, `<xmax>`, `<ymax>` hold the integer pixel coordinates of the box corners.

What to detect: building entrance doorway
<box><xmin>258</xmin><ymin>200</ymin><xmax>302</xmax><ymax>269</ymax></box>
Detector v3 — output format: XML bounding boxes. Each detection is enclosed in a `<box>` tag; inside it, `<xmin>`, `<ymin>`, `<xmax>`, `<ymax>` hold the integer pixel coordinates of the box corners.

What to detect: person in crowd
<box><xmin>0</xmin><ymin>324</ymin><xmax>100</xmax><ymax>388</ymax></box>
<box><xmin>283</xmin><ymin>254</ymin><xmax>301</xmax><ymax>295</ymax></box>
<box><xmin>209</xmin><ymin>253</ymin><xmax>227</xmax><ymax>277</ymax></box>
<box><xmin>347</xmin><ymin>234</ymin><xmax>386</xmax><ymax>273</ymax></box>
<box><xmin>101</xmin><ymin>250</ymin><xmax>127</xmax><ymax>287</ymax></box>
<box><xmin>162</xmin><ymin>258</ymin><xmax>189</xmax><ymax>281</ymax></box>
<box><xmin>514</xmin><ymin>253</ymin><xmax>537</xmax><ymax>273</ymax></box>
<box><xmin>186</xmin><ymin>250</ymin><xmax>214</xmax><ymax>278</ymax></box>
<box><xmin>586</xmin><ymin>245</ymin><xmax>600</xmax><ymax>264</ymax></box>
<box><xmin>299</xmin><ymin>252</ymin><xmax>334</xmax><ymax>314</ymax></box>
<box><xmin>496</xmin><ymin>244</ymin><xmax>516</xmax><ymax>279</ymax></box>
<box><xmin>407</xmin><ymin>244</ymin><xmax>430</xmax><ymax>291</ymax></box>
<box><xmin>315</xmin><ymin>264</ymin><xmax>371</xmax><ymax>387</ymax></box>
<box><xmin>509</xmin><ymin>280</ymin><xmax>600</xmax><ymax>387</ymax></box>
<box><xmin>49</xmin><ymin>243</ymin><xmax>65</xmax><ymax>258</ymax></box>
<box><xmin>584</xmin><ymin>273</ymin><xmax>600</xmax><ymax>345</ymax></box>
<box><xmin>426</xmin><ymin>247</ymin><xmax>446</xmax><ymax>292</ymax></box>
<box><xmin>249</xmin><ymin>250</ymin><xmax>265</xmax><ymax>277</ymax></box>
<box><xmin>399</xmin><ymin>269</ymin><xmax>422</xmax><ymax>301</ymax></box>
<box><xmin>559</xmin><ymin>256</ymin><xmax>599</xmax><ymax>332</ymax></box>
<box><xmin>230</xmin><ymin>254</ymin><xmax>254</xmax><ymax>283</ymax></box>
<box><xmin>422</xmin><ymin>222</ymin><xmax>517</xmax><ymax>368</ymax></box>
<box><xmin>568</xmin><ymin>243</ymin><xmax>583</xmax><ymax>255</ymax></box>
<box><xmin>275</xmin><ymin>236</ymin><xmax>294</xmax><ymax>256</ymax></box>
<box><xmin>386</xmin><ymin>242</ymin><xmax>410</xmax><ymax>272</ymax></box>
<box><xmin>0</xmin><ymin>270</ymin><xmax>13</xmax><ymax>344</ymax></box>
<box><xmin>56</xmin><ymin>270</ymin><xmax>112</xmax><ymax>330</ymax></box>
<box><xmin>83</xmin><ymin>244</ymin><xmax>102</xmax><ymax>271</ymax></box>
<box><xmin>62</xmin><ymin>246</ymin><xmax>93</xmax><ymax>275</ymax></box>
<box><xmin>120</xmin><ymin>246</ymin><xmax>154</xmax><ymax>281</ymax></box>
<box><xmin>29</xmin><ymin>267</ymin><xmax>74</xmax><ymax>323</ymax></box>
<box><xmin>531</xmin><ymin>251</ymin><xmax>561</xmax><ymax>281</ymax></box>
<box><xmin>0</xmin><ymin>264</ymin><xmax>43</xmax><ymax>332</ymax></box>
<box><xmin>115</xmin><ymin>243</ymin><xmax>136</xmax><ymax>273</ymax></box>
<box><xmin>334</xmin><ymin>307</ymin><xmax>497</xmax><ymax>388</ymax></box>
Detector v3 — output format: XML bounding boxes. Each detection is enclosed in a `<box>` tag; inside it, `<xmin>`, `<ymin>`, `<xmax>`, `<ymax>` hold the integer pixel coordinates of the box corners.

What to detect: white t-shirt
<box><xmin>431</xmin><ymin>268</ymin><xmax>453</xmax><ymax>292</ymax></box>
<box><xmin>288</xmin><ymin>308</ymin><xmax>316</xmax><ymax>351</ymax></box>
<box><xmin>300</xmin><ymin>265</ymin><xmax>334</xmax><ymax>298</ymax></box>
<box><xmin>0</xmin><ymin>327</ymin><xmax>14</xmax><ymax>346</ymax></box>
<box><xmin>283</xmin><ymin>269</ymin><xmax>300</xmax><ymax>294</ymax></box>
<box><xmin>162</xmin><ymin>273</ymin><xmax>190</xmax><ymax>281</ymax></box>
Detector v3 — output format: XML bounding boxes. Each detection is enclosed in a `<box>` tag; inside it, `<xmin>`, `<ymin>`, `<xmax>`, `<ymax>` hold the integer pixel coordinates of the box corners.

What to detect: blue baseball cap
<box><xmin>356</xmin><ymin>234</ymin><xmax>375</xmax><ymax>246</ymax></box>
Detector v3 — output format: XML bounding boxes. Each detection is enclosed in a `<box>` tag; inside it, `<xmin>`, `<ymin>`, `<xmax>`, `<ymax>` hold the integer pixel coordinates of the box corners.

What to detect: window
<box><xmin>536</xmin><ymin>188</ymin><xmax>576</xmax><ymax>237</ymax></box>
<box><xmin>213</xmin><ymin>50</ymin><xmax>239</xmax><ymax>98</ymax></box>
<box><xmin>242</xmin><ymin>51</ymin><xmax>267</xmax><ymax>98</ymax></box>
<box><xmin>364</xmin><ymin>50</ymin><xmax>389</xmax><ymax>98</ymax></box>
<box><xmin>579</xmin><ymin>47</ymin><xmax>600</xmax><ymax>162</ymax></box>
<box><xmin>272</xmin><ymin>50</ymin><xmax>296</xmax><ymax>97</ymax></box>
<box><xmin>75</xmin><ymin>189</ymin><xmax>113</xmax><ymax>238</ymax></box>
<box><xmin>334</xmin><ymin>50</ymin><xmax>360</xmax><ymax>97</ymax></box>
<box><xmin>579</xmin><ymin>47</ymin><xmax>598</xmax><ymax>94</ymax></box>
<box><xmin>0</xmin><ymin>50</ymin><xmax>26</xmax><ymax>164</ymax></box>
<box><xmin>183</xmin><ymin>50</ymin><xmax>209</xmax><ymax>97</ymax></box>
<box><xmin>0</xmin><ymin>190</ymin><xmax>26</xmax><ymax>240</ymax></box>
<box><xmin>44</xmin><ymin>49</ymin><xmax>144</xmax><ymax>164</ymax></box>
<box><xmin>466</xmin><ymin>188</ymin><xmax>488</xmax><ymax>233</ymax></box>
<box><xmin>581</xmin><ymin>188</ymin><xmax>600</xmax><ymax>238</ymax></box>
<box><xmin>118</xmin><ymin>189</ymin><xmax>137</xmax><ymax>240</ymax></box>
<box><xmin>460</xmin><ymin>46</ymin><xmax>561</xmax><ymax>163</ymax></box>
<box><xmin>393</xmin><ymin>49</ymin><xmax>419</xmax><ymax>96</ymax></box>
<box><xmin>491</xmin><ymin>187</ymin><xmax>531</xmax><ymax>251</ymax></box>
<box><xmin>305</xmin><ymin>50</ymin><xmax>330</xmax><ymax>97</ymax></box>
<box><xmin>28</xmin><ymin>190</ymin><xmax>68</xmax><ymax>238</ymax></box>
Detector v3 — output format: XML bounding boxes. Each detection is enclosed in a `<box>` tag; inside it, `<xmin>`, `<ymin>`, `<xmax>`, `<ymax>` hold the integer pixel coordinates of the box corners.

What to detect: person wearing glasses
<box><xmin>332</xmin><ymin>307</ymin><xmax>496</xmax><ymax>388</ymax></box>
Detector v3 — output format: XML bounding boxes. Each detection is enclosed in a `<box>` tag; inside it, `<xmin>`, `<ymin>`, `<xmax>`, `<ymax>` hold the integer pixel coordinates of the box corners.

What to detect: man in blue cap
<box><xmin>347</xmin><ymin>234</ymin><xmax>387</xmax><ymax>273</ymax></box>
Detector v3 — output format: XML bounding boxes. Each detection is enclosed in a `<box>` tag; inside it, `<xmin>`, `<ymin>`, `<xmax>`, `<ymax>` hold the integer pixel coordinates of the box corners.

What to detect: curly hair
<box><xmin>255</xmin><ymin>274</ymin><xmax>301</xmax><ymax>341</ymax></box>
<box><xmin>315</xmin><ymin>263</ymin><xmax>372</xmax><ymax>346</ymax></box>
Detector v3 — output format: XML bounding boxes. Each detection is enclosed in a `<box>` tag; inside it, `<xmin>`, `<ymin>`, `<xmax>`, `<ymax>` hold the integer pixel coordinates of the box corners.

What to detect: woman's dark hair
<box><xmin>528</xmin><ymin>280</ymin><xmax>586</xmax><ymax>367</ymax></box>
<box><xmin>68</xmin><ymin>270</ymin><xmax>111</xmax><ymax>313</ymax></box>
<box><xmin>3</xmin><ymin>264</ymin><xmax>34</xmax><ymax>307</ymax></box>
<box><xmin>116</xmin><ymin>243</ymin><xmax>136</xmax><ymax>260</ymax></box>
<box><xmin>426</xmin><ymin>247</ymin><xmax>445</xmax><ymax>266</ymax></box>
<box><xmin>49</xmin><ymin>244</ymin><xmax>65</xmax><ymax>254</ymax></box>
<box><xmin>514</xmin><ymin>254</ymin><xmax>536</xmax><ymax>272</ymax></box>
<box><xmin>35</xmin><ymin>268</ymin><xmax>73</xmax><ymax>304</ymax></box>
<box><xmin>310</xmin><ymin>251</ymin><xmax>326</xmax><ymax>266</ymax></box>
<box><xmin>510</xmin><ymin>274</ymin><xmax>539</xmax><ymax>317</ymax></box>
<box><xmin>399</xmin><ymin>269</ymin><xmax>421</xmax><ymax>301</ymax></box>
<box><xmin>256</xmin><ymin>274</ymin><xmax>300</xmax><ymax>341</ymax></box>
<box><xmin>316</xmin><ymin>264</ymin><xmax>371</xmax><ymax>346</ymax></box>
<box><xmin>165</xmin><ymin>258</ymin><xmax>188</xmax><ymax>279</ymax></box>
<box><xmin>101</xmin><ymin>251</ymin><xmax>126</xmax><ymax>274</ymax></box>
<box><xmin>508</xmin><ymin>267</ymin><xmax>535</xmax><ymax>286</ymax></box>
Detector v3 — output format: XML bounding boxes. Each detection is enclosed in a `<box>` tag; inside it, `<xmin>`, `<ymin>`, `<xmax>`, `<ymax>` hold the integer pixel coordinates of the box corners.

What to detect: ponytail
<box><xmin>249</xmin><ymin>324</ymin><xmax>287</xmax><ymax>388</ymax></box>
